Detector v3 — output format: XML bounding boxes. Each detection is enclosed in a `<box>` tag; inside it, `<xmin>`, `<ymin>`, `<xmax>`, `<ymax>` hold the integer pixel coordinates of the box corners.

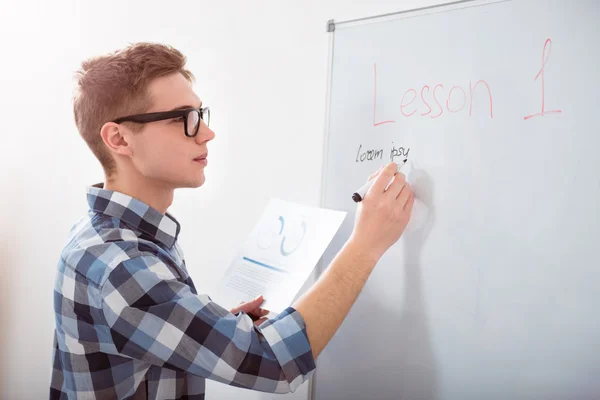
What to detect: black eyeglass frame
<box><xmin>112</xmin><ymin>107</ymin><xmax>210</xmax><ymax>137</ymax></box>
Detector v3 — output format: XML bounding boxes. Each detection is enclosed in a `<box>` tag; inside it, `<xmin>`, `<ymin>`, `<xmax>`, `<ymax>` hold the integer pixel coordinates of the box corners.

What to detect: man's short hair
<box><xmin>73</xmin><ymin>43</ymin><xmax>194</xmax><ymax>176</ymax></box>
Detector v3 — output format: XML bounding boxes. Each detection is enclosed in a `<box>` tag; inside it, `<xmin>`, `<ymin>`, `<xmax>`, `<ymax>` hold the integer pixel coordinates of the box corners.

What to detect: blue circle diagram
<box><xmin>256</xmin><ymin>215</ymin><xmax>307</xmax><ymax>256</ymax></box>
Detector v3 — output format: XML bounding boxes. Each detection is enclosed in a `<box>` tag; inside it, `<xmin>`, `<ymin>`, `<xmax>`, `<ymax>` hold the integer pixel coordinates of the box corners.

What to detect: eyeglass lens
<box><xmin>186</xmin><ymin>108</ymin><xmax>209</xmax><ymax>136</ymax></box>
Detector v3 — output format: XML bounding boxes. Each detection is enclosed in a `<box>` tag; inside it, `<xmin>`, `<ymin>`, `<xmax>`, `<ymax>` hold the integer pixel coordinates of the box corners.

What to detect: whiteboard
<box><xmin>314</xmin><ymin>1</ymin><xmax>600</xmax><ymax>399</ymax></box>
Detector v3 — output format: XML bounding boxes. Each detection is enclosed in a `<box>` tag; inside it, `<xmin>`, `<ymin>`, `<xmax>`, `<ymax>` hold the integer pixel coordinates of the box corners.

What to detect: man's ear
<box><xmin>100</xmin><ymin>122</ymin><xmax>133</xmax><ymax>157</ymax></box>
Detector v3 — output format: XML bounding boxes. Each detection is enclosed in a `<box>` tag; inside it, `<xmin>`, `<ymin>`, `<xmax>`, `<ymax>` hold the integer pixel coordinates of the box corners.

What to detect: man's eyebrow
<box><xmin>168</xmin><ymin>102</ymin><xmax>203</xmax><ymax>112</ymax></box>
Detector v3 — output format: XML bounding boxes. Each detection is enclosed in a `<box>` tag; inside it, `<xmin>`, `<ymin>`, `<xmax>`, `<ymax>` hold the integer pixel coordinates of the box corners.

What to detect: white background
<box><xmin>0</xmin><ymin>0</ymin><xmax>446</xmax><ymax>398</ymax></box>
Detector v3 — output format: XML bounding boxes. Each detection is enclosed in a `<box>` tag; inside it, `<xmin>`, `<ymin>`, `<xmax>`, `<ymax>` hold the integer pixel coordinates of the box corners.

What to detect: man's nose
<box><xmin>195</xmin><ymin>121</ymin><xmax>215</xmax><ymax>144</ymax></box>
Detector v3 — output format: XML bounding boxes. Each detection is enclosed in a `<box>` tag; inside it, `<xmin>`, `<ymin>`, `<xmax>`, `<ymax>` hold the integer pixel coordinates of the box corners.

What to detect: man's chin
<box><xmin>164</xmin><ymin>171</ymin><xmax>206</xmax><ymax>189</ymax></box>
<box><xmin>186</xmin><ymin>175</ymin><xmax>206</xmax><ymax>189</ymax></box>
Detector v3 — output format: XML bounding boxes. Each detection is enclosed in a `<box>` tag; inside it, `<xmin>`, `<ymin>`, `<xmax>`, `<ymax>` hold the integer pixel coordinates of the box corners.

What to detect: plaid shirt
<box><xmin>50</xmin><ymin>184</ymin><xmax>315</xmax><ymax>399</ymax></box>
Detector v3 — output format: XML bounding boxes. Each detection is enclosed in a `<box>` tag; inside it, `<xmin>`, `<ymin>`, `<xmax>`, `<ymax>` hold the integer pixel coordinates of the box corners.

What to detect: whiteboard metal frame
<box><xmin>328</xmin><ymin>0</ymin><xmax>506</xmax><ymax>32</ymax></box>
<box><xmin>310</xmin><ymin>1</ymin><xmax>507</xmax><ymax>399</ymax></box>
<box><xmin>307</xmin><ymin>17</ymin><xmax>336</xmax><ymax>400</ymax></box>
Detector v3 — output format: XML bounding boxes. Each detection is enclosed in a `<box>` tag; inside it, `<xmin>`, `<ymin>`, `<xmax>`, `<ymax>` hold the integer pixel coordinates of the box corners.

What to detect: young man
<box><xmin>51</xmin><ymin>43</ymin><xmax>414</xmax><ymax>399</ymax></box>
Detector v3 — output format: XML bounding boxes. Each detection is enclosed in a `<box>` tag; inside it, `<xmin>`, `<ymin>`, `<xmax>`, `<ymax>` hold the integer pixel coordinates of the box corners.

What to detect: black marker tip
<box><xmin>352</xmin><ymin>193</ymin><xmax>362</xmax><ymax>203</ymax></box>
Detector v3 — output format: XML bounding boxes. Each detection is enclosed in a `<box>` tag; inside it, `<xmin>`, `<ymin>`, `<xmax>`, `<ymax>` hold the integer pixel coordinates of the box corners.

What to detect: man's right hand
<box><xmin>293</xmin><ymin>162</ymin><xmax>414</xmax><ymax>360</ymax></box>
<box><xmin>349</xmin><ymin>162</ymin><xmax>415</xmax><ymax>262</ymax></box>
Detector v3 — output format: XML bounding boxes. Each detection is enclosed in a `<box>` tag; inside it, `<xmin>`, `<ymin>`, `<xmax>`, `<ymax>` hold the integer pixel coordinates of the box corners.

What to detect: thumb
<box><xmin>230</xmin><ymin>295</ymin><xmax>264</xmax><ymax>314</ymax></box>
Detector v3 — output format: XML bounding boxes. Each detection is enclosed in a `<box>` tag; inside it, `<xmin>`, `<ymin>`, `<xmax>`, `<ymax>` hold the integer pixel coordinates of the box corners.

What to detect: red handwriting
<box><xmin>373</xmin><ymin>63</ymin><xmax>396</xmax><ymax>126</ymax></box>
<box><xmin>395</xmin><ymin>81</ymin><xmax>492</xmax><ymax>119</ymax></box>
<box><xmin>373</xmin><ymin>63</ymin><xmax>494</xmax><ymax>122</ymax></box>
<box><xmin>470</xmin><ymin>80</ymin><xmax>494</xmax><ymax>118</ymax></box>
<box><xmin>447</xmin><ymin>86</ymin><xmax>467</xmax><ymax>113</ymax></box>
<box><xmin>401</xmin><ymin>89</ymin><xmax>417</xmax><ymax>117</ymax></box>
<box><xmin>431</xmin><ymin>84</ymin><xmax>445</xmax><ymax>119</ymax></box>
<box><xmin>524</xmin><ymin>38</ymin><xmax>562</xmax><ymax>120</ymax></box>
<box><xmin>420</xmin><ymin>85</ymin><xmax>432</xmax><ymax>116</ymax></box>
<box><xmin>373</xmin><ymin>38</ymin><xmax>564</xmax><ymax>125</ymax></box>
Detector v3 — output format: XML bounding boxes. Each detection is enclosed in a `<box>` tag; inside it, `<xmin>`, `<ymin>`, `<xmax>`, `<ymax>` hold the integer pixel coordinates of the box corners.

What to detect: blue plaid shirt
<box><xmin>50</xmin><ymin>184</ymin><xmax>315</xmax><ymax>399</ymax></box>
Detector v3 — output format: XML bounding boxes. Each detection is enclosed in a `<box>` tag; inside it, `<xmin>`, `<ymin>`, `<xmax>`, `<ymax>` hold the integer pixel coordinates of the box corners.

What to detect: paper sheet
<box><xmin>214</xmin><ymin>198</ymin><xmax>347</xmax><ymax>314</ymax></box>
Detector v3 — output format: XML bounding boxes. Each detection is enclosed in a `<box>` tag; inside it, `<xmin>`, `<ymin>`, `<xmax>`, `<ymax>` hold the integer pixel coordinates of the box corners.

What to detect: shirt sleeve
<box><xmin>100</xmin><ymin>255</ymin><xmax>315</xmax><ymax>393</ymax></box>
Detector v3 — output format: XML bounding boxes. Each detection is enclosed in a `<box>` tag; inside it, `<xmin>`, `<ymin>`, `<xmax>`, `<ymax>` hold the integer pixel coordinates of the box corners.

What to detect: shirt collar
<box><xmin>86</xmin><ymin>183</ymin><xmax>181</xmax><ymax>248</ymax></box>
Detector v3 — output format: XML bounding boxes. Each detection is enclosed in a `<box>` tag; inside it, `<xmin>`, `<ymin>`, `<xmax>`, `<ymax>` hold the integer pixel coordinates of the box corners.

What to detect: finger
<box><xmin>367</xmin><ymin>164</ymin><xmax>386</xmax><ymax>182</ymax></box>
<box><xmin>385</xmin><ymin>172</ymin><xmax>406</xmax><ymax>199</ymax></box>
<box><xmin>259</xmin><ymin>308</ymin><xmax>270</xmax><ymax>317</ymax></box>
<box><xmin>397</xmin><ymin>184</ymin><xmax>413</xmax><ymax>207</ymax></box>
<box><xmin>404</xmin><ymin>192</ymin><xmax>415</xmax><ymax>211</ymax></box>
<box><xmin>242</xmin><ymin>296</ymin><xmax>264</xmax><ymax>311</ymax></box>
<box><xmin>367</xmin><ymin>162</ymin><xmax>397</xmax><ymax>197</ymax></box>
<box><xmin>247</xmin><ymin>295</ymin><xmax>264</xmax><ymax>306</ymax></box>
<box><xmin>248</xmin><ymin>308</ymin><xmax>270</xmax><ymax>321</ymax></box>
<box><xmin>253</xmin><ymin>317</ymin><xmax>268</xmax><ymax>326</ymax></box>
<box><xmin>230</xmin><ymin>295</ymin><xmax>264</xmax><ymax>314</ymax></box>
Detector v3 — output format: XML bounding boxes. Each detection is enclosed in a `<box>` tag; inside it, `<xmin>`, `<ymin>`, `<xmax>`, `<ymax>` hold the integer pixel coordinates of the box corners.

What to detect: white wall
<box><xmin>0</xmin><ymin>0</ymin><xmax>440</xmax><ymax>398</ymax></box>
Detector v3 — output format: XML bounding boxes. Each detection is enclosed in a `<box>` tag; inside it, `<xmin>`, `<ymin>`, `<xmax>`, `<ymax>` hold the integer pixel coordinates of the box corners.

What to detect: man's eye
<box><xmin>171</xmin><ymin>117</ymin><xmax>184</xmax><ymax>123</ymax></box>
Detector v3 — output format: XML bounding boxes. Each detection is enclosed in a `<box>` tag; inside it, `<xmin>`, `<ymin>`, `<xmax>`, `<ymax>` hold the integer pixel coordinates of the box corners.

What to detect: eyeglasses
<box><xmin>112</xmin><ymin>107</ymin><xmax>210</xmax><ymax>137</ymax></box>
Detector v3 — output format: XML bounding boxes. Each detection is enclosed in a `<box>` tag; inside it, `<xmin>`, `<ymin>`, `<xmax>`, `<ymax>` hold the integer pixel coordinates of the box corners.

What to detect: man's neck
<box><xmin>104</xmin><ymin>173</ymin><xmax>174</xmax><ymax>215</ymax></box>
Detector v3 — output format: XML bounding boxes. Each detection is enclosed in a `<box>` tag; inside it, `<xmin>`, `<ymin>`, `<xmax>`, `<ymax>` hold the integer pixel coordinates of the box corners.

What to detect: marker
<box><xmin>352</xmin><ymin>159</ymin><xmax>408</xmax><ymax>203</ymax></box>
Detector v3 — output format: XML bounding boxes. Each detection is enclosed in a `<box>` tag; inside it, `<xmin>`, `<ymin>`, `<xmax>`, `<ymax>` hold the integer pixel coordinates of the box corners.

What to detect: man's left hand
<box><xmin>230</xmin><ymin>295</ymin><xmax>270</xmax><ymax>326</ymax></box>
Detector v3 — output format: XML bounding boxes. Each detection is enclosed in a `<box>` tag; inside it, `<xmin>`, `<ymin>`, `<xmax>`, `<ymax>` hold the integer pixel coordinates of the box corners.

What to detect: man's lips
<box><xmin>193</xmin><ymin>154</ymin><xmax>208</xmax><ymax>164</ymax></box>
